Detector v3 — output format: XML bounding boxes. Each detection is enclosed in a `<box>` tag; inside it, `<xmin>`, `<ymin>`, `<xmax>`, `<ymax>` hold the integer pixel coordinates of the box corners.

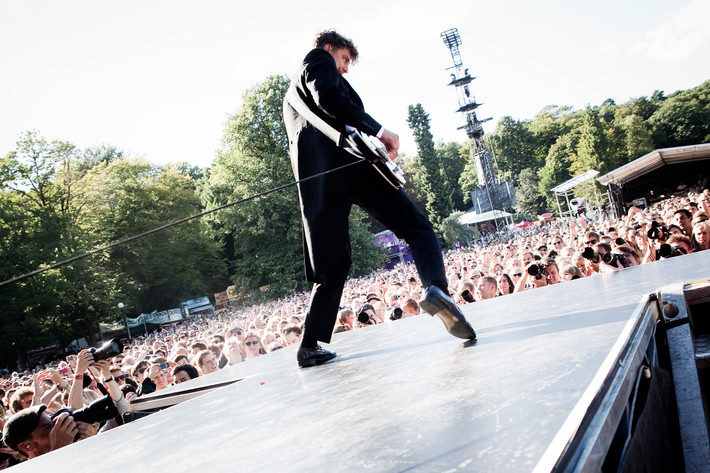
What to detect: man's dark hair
<box><xmin>314</xmin><ymin>30</ymin><xmax>359</xmax><ymax>62</ymax></box>
<box><xmin>131</xmin><ymin>360</ymin><xmax>149</xmax><ymax>378</ymax></box>
<box><xmin>542</xmin><ymin>258</ymin><xmax>559</xmax><ymax>270</ymax></box>
<box><xmin>172</xmin><ymin>364</ymin><xmax>199</xmax><ymax>380</ymax></box>
<box><xmin>191</xmin><ymin>341</ymin><xmax>207</xmax><ymax>352</ymax></box>
<box><xmin>674</xmin><ymin>208</ymin><xmax>692</xmax><ymax>219</ymax></box>
<box><xmin>594</xmin><ymin>242</ymin><xmax>613</xmax><ymax>254</ymax></box>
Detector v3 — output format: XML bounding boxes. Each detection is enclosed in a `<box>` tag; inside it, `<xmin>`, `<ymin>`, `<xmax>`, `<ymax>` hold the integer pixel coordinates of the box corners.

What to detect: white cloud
<box><xmin>630</xmin><ymin>0</ymin><xmax>710</xmax><ymax>60</ymax></box>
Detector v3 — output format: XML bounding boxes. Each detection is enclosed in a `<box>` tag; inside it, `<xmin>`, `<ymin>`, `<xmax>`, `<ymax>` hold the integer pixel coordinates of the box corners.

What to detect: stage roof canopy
<box><xmin>550</xmin><ymin>169</ymin><xmax>599</xmax><ymax>194</ymax></box>
<box><xmin>597</xmin><ymin>143</ymin><xmax>710</xmax><ymax>187</ymax></box>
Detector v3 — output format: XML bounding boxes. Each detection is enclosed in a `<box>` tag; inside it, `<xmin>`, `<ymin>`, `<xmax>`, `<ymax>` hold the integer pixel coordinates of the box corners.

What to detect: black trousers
<box><xmin>301</xmin><ymin>158</ymin><xmax>448</xmax><ymax>345</ymax></box>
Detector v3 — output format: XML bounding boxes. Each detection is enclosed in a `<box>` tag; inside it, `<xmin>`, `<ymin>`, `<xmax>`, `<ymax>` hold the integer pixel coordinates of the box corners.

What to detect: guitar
<box><xmin>344</xmin><ymin>129</ymin><xmax>406</xmax><ymax>189</ymax></box>
<box><xmin>284</xmin><ymin>87</ymin><xmax>405</xmax><ymax>189</ymax></box>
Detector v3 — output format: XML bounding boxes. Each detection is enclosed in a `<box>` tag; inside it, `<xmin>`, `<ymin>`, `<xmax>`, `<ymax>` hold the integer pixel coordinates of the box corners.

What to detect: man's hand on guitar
<box><xmin>380</xmin><ymin>129</ymin><xmax>399</xmax><ymax>160</ymax></box>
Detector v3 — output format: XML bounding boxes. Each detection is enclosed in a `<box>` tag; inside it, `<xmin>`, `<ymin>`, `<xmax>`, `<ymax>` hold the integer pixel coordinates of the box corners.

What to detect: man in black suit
<box><xmin>283</xmin><ymin>30</ymin><xmax>476</xmax><ymax>368</ymax></box>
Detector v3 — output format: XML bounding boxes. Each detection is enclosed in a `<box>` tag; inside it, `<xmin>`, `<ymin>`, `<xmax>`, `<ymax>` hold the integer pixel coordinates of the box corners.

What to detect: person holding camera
<box><xmin>1</xmin><ymin>404</ymin><xmax>98</xmax><ymax>460</ymax></box>
<box><xmin>515</xmin><ymin>261</ymin><xmax>549</xmax><ymax>292</ymax></box>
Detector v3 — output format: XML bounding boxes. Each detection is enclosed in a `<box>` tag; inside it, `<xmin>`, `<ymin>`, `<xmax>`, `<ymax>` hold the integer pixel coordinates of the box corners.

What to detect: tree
<box><xmin>436</xmin><ymin>141</ymin><xmax>468</xmax><ymax>211</ymax></box>
<box><xmin>489</xmin><ymin>116</ymin><xmax>537</xmax><ymax>185</ymax></box>
<box><xmin>649</xmin><ymin>80</ymin><xmax>710</xmax><ymax>148</ymax></box>
<box><xmin>570</xmin><ymin>108</ymin><xmax>609</xmax><ymax>175</ymax></box>
<box><xmin>528</xmin><ymin>105</ymin><xmax>576</xmax><ymax>167</ymax></box>
<box><xmin>515</xmin><ymin>168</ymin><xmax>546</xmax><ymax>217</ymax></box>
<box><xmin>458</xmin><ymin>141</ymin><xmax>478</xmax><ymax>207</ymax></box>
<box><xmin>0</xmin><ymin>132</ymin><xmax>110</xmax><ymax>366</ymax></box>
<box><xmin>201</xmin><ymin>75</ymin><xmax>304</xmax><ymax>301</ymax></box>
<box><xmin>78</xmin><ymin>159</ymin><xmax>227</xmax><ymax>314</ymax></box>
<box><xmin>607</xmin><ymin>110</ymin><xmax>654</xmax><ymax>166</ymax></box>
<box><xmin>348</xmin><ymin>208</ymin><xmax>387</xmax><ymax>276</ymax></box>
<box><xmin>538</xmin><ymin>133</ymin><xmax>577</xmax><ymax>211</ymax></box>
<box><xmin>397</xmin><ymin>155</ymin><xmax>428</xmax><ymax>218</ymax></box>
<box><xmin>406</xmin><ymin>103</ymin><xmax>453</xmax><ymax>230</ymax></box>
<box><xmin>439</xmin><ymin>211</ymin><xmax>479</xmax><ymax>249</ymax></box>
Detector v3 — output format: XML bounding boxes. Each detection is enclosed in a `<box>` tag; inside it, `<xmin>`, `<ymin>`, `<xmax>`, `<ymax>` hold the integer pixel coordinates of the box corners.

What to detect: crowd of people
<box><xmin>1</xmin><ymin>187</ymin><xmax>709</xmax><ymax>467</ymax></box>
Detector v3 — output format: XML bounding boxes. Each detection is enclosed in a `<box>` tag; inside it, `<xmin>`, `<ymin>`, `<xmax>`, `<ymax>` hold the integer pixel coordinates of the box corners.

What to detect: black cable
<box><xmin>0</xmin><ymin>159</ymin><xmax>365</xmax><ymax>288</ymax></box>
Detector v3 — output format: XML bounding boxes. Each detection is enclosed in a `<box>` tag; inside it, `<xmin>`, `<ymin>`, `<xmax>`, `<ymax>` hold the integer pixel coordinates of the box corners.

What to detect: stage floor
<box><xmin>14</xmin><ymin>251</ymin><xmax>710</xmax><ymax>472</ymax></box>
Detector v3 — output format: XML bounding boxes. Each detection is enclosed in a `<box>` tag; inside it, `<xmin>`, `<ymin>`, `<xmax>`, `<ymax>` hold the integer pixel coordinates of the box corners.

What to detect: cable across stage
<box><xmin>0</xmin><ymin>159</ymin><xmax>365</xmax><ymax>288</ymax></box>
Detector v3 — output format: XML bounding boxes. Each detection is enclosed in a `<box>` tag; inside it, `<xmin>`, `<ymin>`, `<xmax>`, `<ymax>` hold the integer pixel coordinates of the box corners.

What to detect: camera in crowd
<box><xmin>89</xmin><ymin>338</ymin><xmax>124</xmax><ymax>363</ymax></box>
<box><xmin>601</xmin><ymin>253</ymin><xmax>629</xmax><ymax>268</ymax></box>
<box><xmin>461</xmin><ymin>289</ymin><xmax>475</xmax><ymax>303</ymax></box>
<box><xmin>51</xmin><ymin>395</ymin><xmax>119</xmax><ymax>439</ymax></box>
<box><xmin>647</xmin><ymin>221</ymin><xmax>669</xmax><ymax>241</ymax></box>
<box><xmin>389</xmin><ymin>306</ymin><xmax>403</xmax><ymax>321</ymax></box>
<box><xmin>583</xmin><ymin>247</ymin><xmax>628</xmax><ymax>268</ymax></box>
<box><xmin>657</xmin><ymin>243</ymin><xmax>688</xmax><ymax>259</ymax></box>
<box><xmin>527</xmin><ymin>263</ymin><xmax>546</xmax><ymax>280</ymax></box>
<box><xmin>356</xmin><ymin>304</ymin><xmax>378</xmax><ymax>325</ymax></box>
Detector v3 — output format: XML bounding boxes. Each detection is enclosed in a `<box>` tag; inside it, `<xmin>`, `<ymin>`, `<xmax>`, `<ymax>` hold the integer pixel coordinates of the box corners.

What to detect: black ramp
<box><xmin>12</xmin><ymin>251</ymin><xmax>710</xmax><ymax>472</ymax></box>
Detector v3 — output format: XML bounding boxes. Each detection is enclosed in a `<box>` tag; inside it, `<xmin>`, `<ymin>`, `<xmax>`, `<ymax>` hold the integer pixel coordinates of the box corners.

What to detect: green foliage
<box><xmin>0</xmin><ymin>131</ymin><xmax>225</xmax><ymax>368</ymax></box>
<box><xmin>527</xmin><ymin>105</ymin><xmax>576</xmax><ymax>166</ymax></box>
<box><xmin>538</xmin><ymin>132</ymin><xmax>578</xmax><ymax>211</ymax></box>
<box><xmin>649</xmin><ymin>80</ymin><xmax>710</xmax><ymax>148</ymax></box>
<box><xmin>201</xmin><ymin>75</ymin><xmax>303</xmax><ymax>301</ymax></box>
<box><xmin>348</xmin><ymin>208</ymin><xmax>388</xmax><ymax>276</ymax></box>
<box><xmin>458</xmin><ymin>141</ymin><xmax>478</xmax><ymax>207</ymax></box>
<box><xmin>79</xmin><ymin>159</ymin><xmax>227</xmax><ymax>313</ymax></box>
<box><xmin>397</xmin><ymin>155</ymin><xmax>428</xmax><ymax>218</ymax></box>
<box><xmin>515</xmin><ymin>168</ymin><xmax>547</xmax><ymax>217</ymax></box>
<box><xmin>440</xmin><ymin>211</ymin><xmax>479</xmax><ymax>249</ymax></box>
<box><xmin>406</xmin><ymin>103</ymin><xmax>453</xmax><ymax>230</ymax></box>
<box><xmin>488</xmin><ymin>116</ymin><xmax>537</xmax><ymax>185</ymax></box>
<box><xmin>436</xmin><ymin>141</ymin><xmax>468</xmax><ymax>211</ymax></box>
<box><xmin>570</xmin><ymin>108</ymin><xmax>609</xmax><ymax>175</ymax></box>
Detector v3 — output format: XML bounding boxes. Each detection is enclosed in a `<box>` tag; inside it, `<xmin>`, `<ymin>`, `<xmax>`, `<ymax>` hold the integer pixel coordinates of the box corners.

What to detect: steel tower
<box><xmin>441</xmin><ymin>28</ymin><xmax>515</xmax><ymax>214</ymax></box>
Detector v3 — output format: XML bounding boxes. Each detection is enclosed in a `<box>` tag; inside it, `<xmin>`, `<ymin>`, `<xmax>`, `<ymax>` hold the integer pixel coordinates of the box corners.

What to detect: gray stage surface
<box><xmin>13</xmin><ymin>251</ymin><xmax>710</xmax><ymax>472</ymax></box>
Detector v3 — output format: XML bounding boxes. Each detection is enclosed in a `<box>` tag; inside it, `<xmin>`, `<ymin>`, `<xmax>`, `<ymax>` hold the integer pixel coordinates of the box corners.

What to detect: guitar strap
<box><xmin>285</xmin><ymin>86</ymin><xmax>404</xmax><ymax>189</ymax></box>
<box><xmin>285</xmin><ymin>87</ymin><xmax>346</xmax><ymax>148</ymax></box>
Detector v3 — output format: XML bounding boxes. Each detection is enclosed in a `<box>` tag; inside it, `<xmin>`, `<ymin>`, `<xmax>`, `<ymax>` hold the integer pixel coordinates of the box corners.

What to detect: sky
<box><xmin>1</xmin><ymin>0</ymin><xmax>709</xmax><ymax>169</ymax></box>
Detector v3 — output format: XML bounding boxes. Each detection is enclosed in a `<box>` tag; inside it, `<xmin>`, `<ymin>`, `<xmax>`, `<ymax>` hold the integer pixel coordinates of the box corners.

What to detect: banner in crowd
<box><xmin>99</xmin><ymin>308</ymin><xmax>183</xmax><ymax>332</ymax></box>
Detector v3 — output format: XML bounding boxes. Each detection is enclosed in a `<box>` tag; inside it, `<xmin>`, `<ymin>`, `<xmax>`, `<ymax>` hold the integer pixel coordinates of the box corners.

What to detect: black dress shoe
<box><xmin>420</xmin><ymin>286</ymin><xmax>477</xmax><ymax>340</ymax></box>
<box><xmin>297</xmin><ymin>345</ymin><xmax>337</xmax><ymax>368</ymax></box>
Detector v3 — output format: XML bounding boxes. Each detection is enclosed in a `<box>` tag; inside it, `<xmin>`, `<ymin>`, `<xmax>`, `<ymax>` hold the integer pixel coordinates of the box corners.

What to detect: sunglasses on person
<box><xmin>513</xmin><ymin>273</ymin><xmax>523</xmax><ymax>277</ymax></box>
<box><xmin>245</xmin><ymin>340</ymin><xmax>260</xmax><ymax>347</ymax></box>
<box><xmin>585</xmin><ymin>239</ymin><xmax>597</xmax><ymax>245</ymax></box>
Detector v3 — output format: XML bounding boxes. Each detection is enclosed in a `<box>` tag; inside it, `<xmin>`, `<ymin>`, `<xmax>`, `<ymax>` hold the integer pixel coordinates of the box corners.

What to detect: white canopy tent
<box><xmin>549</xmin><ymin>169</ymin><xmax>600</xmax><ymax>217</ymax></box>
<box><xmin>458</xmin><ymin>209</ymin><xmax>513</xmax><ymax>226</ymax></box>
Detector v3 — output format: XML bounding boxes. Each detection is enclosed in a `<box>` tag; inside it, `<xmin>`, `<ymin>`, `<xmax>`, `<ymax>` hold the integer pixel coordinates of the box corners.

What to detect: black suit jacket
<box><xmin>283</xmin><ymin>48</ymin><xmax>382</xmax><ymax>283</ymax></box>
